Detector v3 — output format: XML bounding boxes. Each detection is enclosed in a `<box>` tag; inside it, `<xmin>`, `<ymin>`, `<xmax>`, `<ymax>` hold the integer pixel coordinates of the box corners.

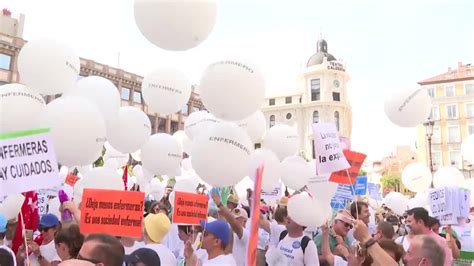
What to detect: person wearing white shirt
<box><xmin>24</xmin><ymin>214</ymin><xmax>62</xmax><ymax>266</ymax></box>
<box><xmin>120</xmin><ymin>237</ymin><xmax>145</xmax><ymax>255</ymax></box>
<box><xmin>176</xmin><ymin>225</ymin><xmax>208</xmax><ymax>265</ymax></box>
<box><xmin>143</xmin><ymin>213</ymin><xmax>177</xmax><ymax>265</ymax></box>
<box><xmin>259</xmin><ymin>206</ymin><xmax>288</xmax><ymax>247</ymax></box>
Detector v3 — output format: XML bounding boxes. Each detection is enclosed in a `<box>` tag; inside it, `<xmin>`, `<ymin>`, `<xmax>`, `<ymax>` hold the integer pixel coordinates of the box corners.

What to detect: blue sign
<box><xmin>354</xmin><ymin>176</ymin><xmax>368</xmax><ymax>195</ymax></box>
<box><xmin>330</xmin><ymin>184</ymin><xmax>354</xmax><ymax>209</ymax></box>
<box><xmin>367</xmin><ymin>182</ymin><xmax>382</xmax><ymax>200</ymax></box>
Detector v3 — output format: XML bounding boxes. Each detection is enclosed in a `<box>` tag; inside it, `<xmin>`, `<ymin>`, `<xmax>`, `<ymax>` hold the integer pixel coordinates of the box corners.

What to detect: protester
<box><xmin>77</xmin><ymin>233</ymin><xmax>124</xmax><ymax>266</ymax></box>
<box><xmin>395</xmin><ymin>228</ymin><xmax>414</xmax><ymax>252</ymax></box>
<box><xmin>124</xmin><ymin>248</ymin><xmax>161</xmax><ymax>266</ymax></box>
<box><xmin>142</xmin><ymin>213</ymin><xmax>177</xmax><ymax>265</ymax></box>
<box><xmin>314</xmin><ymin>210</ymin><xmax>352</xmax><ymax>259</ymax></box>
<box><xmin>402</xmin><ymin>235</ymin><xmax>445</xmax><ymax>266</ymax></box>
<box><xmin>0</xmin><ymin>248</ymin><xmax>15</xmax><ymax>266</ymax></box>
<box><xmin>176</xmin><ymin>225</ymin><xmax>207</xmax><ymax>265</ymax></box>
<box><xmin>226</xmin><ymin>194</ymin><xmax>240</xmax><ymax>211</ymax></box>
<box><xmin>120</xmin><ymin>236</ymin><xmax>145</xmax><ymax>256</ymax></box>
<box><xmin>259</xmin><ymin>200</ymin><xmax>288</xmax><ymax>248</ymax></box>
<box><xmin>318</xmin><ymin>222</ymin><xmax>347</xmax><ymax>266</ymax></box>
<box><xmin>373</xmin><ymin>221</ymin><xmax>395</xmax><ymax>240</ymax></box>
<box><xmin>54</xmin><ymin>224</ymin><xmax>84</xmax><ymax>261</ymax></box>
<box><xmin>405</xmin><ymin>207</ymin><xmax>452</xmax><ymax>266</ymax></box>
<box><xmin>0</xmin><ymin>214</ymin><xmax>16</xmax><ymax>266</ymax></box>
<box><xmin>350</xmin><ymin>201</ymin><xmax>370</xmax><ymax>225</ymax></box>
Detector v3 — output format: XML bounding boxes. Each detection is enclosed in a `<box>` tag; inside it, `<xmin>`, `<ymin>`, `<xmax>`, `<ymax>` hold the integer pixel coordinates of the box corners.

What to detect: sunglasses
<box><xmin>338</xmin><ymin>221</ymin><xmax>353</xmax><ymax>229</ymax></box>
<box><xmin>77</xmin><ymin>254</ymin><xmax>102</xmax><ymax>264</ymax></box>
<box><xmin>38</xmin><ymin>226</ymin><xmax>53</xmax><ymax>232</ymax></box>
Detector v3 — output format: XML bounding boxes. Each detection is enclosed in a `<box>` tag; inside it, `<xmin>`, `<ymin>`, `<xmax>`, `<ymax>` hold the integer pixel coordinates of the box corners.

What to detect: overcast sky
<box><xmin>5</xmin><ymin>0</ymin><xmax>474</xmax><ymax>160</ymax></box>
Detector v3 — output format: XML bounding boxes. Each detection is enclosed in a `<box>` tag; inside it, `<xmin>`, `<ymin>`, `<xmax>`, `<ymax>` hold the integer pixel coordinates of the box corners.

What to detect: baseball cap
<box><xmin>124</xmin><ymin>248</ymin><xmax>160</xmax><ymax>266</ymax></box>
<box><xmin>39</xmin><ymin>214</ymin><xmax>60</xmax><ymax>228</ymax></box>
<box><xmin>231</xmin><ymin>207</ymin><xmax>248</xmax><ymax>220</ymax></box>
<box><xmin>144</xmin><ymin>213</ymin><xmax>171</xmax><ymax>243</ymax></box>
<box><xmin>227</xmin><ymin>194</ymin><xmax>239</xmax><ymax>205</ymax></box>
<box><xmin>200</xmin><ymin>219</ymin><xmax>231</xmax><ymax>245</ymax></box>
<box><xmin>334</xmin><ymin>210</ymin><xmax>354</xmax><ymax>224</ymax></box>
<box><xmin>0</xmin><ymin>214</ymin><xmax>6</xmax><ymax>233</ymax></box>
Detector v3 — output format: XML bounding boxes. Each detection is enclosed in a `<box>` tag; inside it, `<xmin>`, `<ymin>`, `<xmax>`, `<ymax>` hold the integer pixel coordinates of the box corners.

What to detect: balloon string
<box><xmin>345</xmin><ymin>169</ymin><xmax>358</xmax><ymax>220</ymax></box>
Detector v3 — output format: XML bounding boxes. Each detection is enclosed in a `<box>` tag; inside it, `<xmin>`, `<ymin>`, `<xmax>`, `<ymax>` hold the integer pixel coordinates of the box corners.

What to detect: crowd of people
<box><xmin>0</xmin><ymin>186</ymin><xmax>471</xmax><ymax>266</ymax></box>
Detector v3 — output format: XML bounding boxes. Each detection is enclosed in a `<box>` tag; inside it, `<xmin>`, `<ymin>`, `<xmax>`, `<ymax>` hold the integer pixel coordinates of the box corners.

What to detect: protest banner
<box><xmin>330</xmin><ymin>184</ymin><xmax>353</xmax><ymax>209</ymax></box>
<box><xmin>354</xmin><ymin>176</ymin><xmax>368</xmax><ymax>195</ymax></box>
<box><xmin>368</xmin><ymin>183</ymin><xmax>382</xmax><ymax>201</ymax></box>
<box><xmin>329</xmin><ymin>150</ymin><xmax>367</xmax><ymax>184</ymax></box>
<box><xmin>429</xmin><ymin>187</ymin><xmax>451</xmax><ymax>217</ymax></box>
<box><xmin>172</xmin><ymin>192</ymin><xmax>208</xmax><ymax>225</ymax></box>
<box><xmin>37</xmin><ymin>191</ymin><xmax>49</xmax><ymax>215</ymax></box>
<box><xmin>0</xmin><ymin>128</ymin><xmax>61</xmax><ymax>198</ymax></box>
<box><xmin>80</xmin><ymin>189</ymin><xmax>145</xmax><ymax>238</ymax></box>
<box><xmin>65</xmin><ymin>174</ymin><xmax>80</xmax><ymax>187</ymax></box>
<box><xmin>261</xmin><ymin>184</ymin><xmax>282</xmax><ymax>205</ymax></box>
<box><xmin>312</xmin><ymin>123</ymin><xmax>349</xmax><ymax>175</ymax></box>
<box><xmin>247</xmin><ymin>165</ymin><xmax>263</xmax><ymax>266</ymax></box>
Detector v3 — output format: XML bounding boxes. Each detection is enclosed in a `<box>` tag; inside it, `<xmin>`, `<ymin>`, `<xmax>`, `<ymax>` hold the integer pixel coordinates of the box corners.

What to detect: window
<box><xmin>432</xmin><ymin>126</ymin><xmax>441</xmax><ymax>144</ymax></box>
<box><xmin>468</xmin><ymin>124</ymin><xmax>474</xmax><ymax>135</ymax></box>
<box><xmin>286</xmin><ymin>113</ymin><xmax>292</xmax><ymax>120</ymax></box>
<box><xmin>429</xmin><ymin>106</ymin><xmax>439</xmax><ymax>120</ymax></box>
<box><xmin>334</xmin><ymin>111</ymin><xmax>340</xmax><ymax>131</ymax></box>
<box><xmin>313</xmin><ymin>111</ymin><xmax>319</xmax><ymax>124</ymax></box>
<box><xmin>466</xmin><ymin>103</ymin><xmax>474</xmax><ymax>118</ymax></box>
<box><xmin>133</xmin><ymin>91</ymin><xmax>142</xmax><ymax>103</ymax></box>
<box><xmin>311</xmin><ymin>79</ymin><xmax>320</xmax><ymax>101</ymax></box>
<box><xmin>466</xmin><ymin>84</ymin><xmax>474</xmax><ymax>95</ymax></box>
<box><xmin>181</xmin><ymin>104</ymin><xmax>189</xmax><ymax>115</ymax></box>
<box><xmin>333</xmin><ymin>92</ymin><xmax>340</xmax><ymax>101</ymax></box>
<box><xmin>148</xmin><ymin>115</ymin><xmax>156</xmax><ymax>132</ymax></box>
<box><xmin>449</xmin><ymin>151</ymin><xmax>461</xmax><ymax>168</ymax></box>
<box><xmin>432</xmin><ymin>152</ymin><xmax>442</xmax><ymax>167</ymax></box>
<box><xmin>446</xmin><ymin>104</ymin><xmax>458</xmax><ymax>119</ymax></box>
<box><xmin>427</xmin><ymin>87</ymin><xmax>435</xmax><ymax>98</ymax></box>
<box><xmin>158</xmin><ymin>118</ymin><xmax>166</xmax><ymax>132</ymax></box>
<box><xmin>269</xmin><ymin>115</ymin><xmax>275</xmax><ymax>127</ymax></box>
<box><xmin>285</xmin><ymin>97</ymin><xmax>292</xmax><ymax>104</ymax></box>
<box><xmin>171</xmin><ymin>121</ymin><xmax>179</xmax><ymax>134</ymax></box>
<box><xmin>448</xmin><ymin>126</ymin><xmax>460</xmax><ymax>143</ymax></box>
<box><xmin>121</xmin><ymin>87</ymin><xmax>131</xmax><ymax>101</ymax></box>
<box><xmin>0</xmin><ymin>53</ymin><xmax>11</xmax><ymax>70</ymax></box>
<box><xmin>269</xmin><ymin>98</ymin><xmax>275</xmax><ymax>106</ymax></box>
<box><xmin>445</xmin><ymin>85</ymin><xmax>454</xmax><ymax>97</ymax></box>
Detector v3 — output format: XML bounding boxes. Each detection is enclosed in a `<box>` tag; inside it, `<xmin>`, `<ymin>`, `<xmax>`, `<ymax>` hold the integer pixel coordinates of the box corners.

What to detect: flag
<box><xmin>329</xmin><ymin>150</ymin><xmax>366</xmax><ymax>184</ymax></box>
<box><xmin>12</xmin><ymin>191</ymin><xmax>39</xmax><ymax>253</ymax></box>
<box><xmin>122</xmin><ymin>165</ymin><xmax>128</xmax><ymax>191</ymax></box>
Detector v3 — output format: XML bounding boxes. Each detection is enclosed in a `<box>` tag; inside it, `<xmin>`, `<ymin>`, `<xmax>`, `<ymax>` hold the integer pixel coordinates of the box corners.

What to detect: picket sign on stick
<box><xmin>172</xmin><ymin>191</ymin><xmax>208</xmax><ymax>225</ymax></box>
<box><xmin>247</xmin><ymin>164</ymin><xmax>264</xmax><ymax>266</ymax></box>
<box><xmin>312</xmin><ymin>123</ymin><xmax>349</xmax><ymax>175</ymax></box>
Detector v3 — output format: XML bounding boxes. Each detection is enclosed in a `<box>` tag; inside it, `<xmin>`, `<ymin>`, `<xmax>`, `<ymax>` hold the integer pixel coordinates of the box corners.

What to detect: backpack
<box><xmin>278</xmin><ymin>230</ymin><xmax>311</xmax><ymax>254</ymax></box>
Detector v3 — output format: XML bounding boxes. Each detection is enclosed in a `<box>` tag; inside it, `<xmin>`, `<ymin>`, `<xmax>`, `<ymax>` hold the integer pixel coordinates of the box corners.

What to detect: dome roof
<box><xmin>306</xmin><ymin>39</ymin><xmax>337</xmax><ymax>67</ymax></box>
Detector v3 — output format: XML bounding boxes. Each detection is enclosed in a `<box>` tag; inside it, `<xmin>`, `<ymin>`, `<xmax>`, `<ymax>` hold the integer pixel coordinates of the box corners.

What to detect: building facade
<box><xmin>0</xmin><ymin>11</ymin><xmax>204</xmax><ymax>135</ymax></box>
<box><xmin>416</xmin><ymin>62</ymin><xmax>474</xmax><ymax>178</ymax></box>
<box><xmin>261</xmin><ymin>39</ymin><xmax>352</xmax><ymax>159</ymax></box>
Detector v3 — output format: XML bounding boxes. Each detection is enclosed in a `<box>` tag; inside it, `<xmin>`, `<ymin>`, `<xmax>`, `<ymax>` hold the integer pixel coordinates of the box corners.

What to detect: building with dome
<box><xmin>261</xmin><ymin>39</ymin><xmax>352</xmax><ymax>159</ymax></box>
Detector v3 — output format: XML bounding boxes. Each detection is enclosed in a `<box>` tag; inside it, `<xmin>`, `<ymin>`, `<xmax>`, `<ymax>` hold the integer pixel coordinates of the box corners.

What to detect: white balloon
<box><xmin>307</xmin><ymin>174</ymin><xmax>338</xmax><ymax>204</ymax></box>
<box><xmin>280</xmin><ymin>156</ymin><xmax>312</xmax><ymax>190</ymax></box>
<box><xmin>104</xmin><ymin>145</ymin><xmax>130</xmax><ymax>166</ymax></box>
<box><xmin>141</xmin><ymin>133</ymin><xmax>183</xmax><ymax>176</ymax></box>
<box><xmin>142</xmin><ymin>68</ymin><xmax>191</xmax><ymax>115</ymax></box>
<box><xmin>133</xmin><ymin>0</ymin><xmax>217</xmax><ymax>51</ymax></box>
<box><xmin>107</xmin><ymin>107</ymin><xmax>151</xmax><ymax>153</ymax></box>
<box><xmin>103</xmin><ymin>158</ymin><xmax>119</xmax><ymax>170</ymax></box>
<box><xmin>38</xmin><ymin>97</ymin><xmax>106</xmax><ymax>166</ymax></box>
<box><xmin>408</xmin><ymin>193</ymin><xmax>429</xmax><ymax>209</ymax></box>
<box><xmin>133</xmin><ymin>165</ymin><xmax>144</xmax><ymax>179</ymax></box>
<box><xmin>147</xmin><ymin>178</ymin><xmax>165</xmax><ymax>201</ymax></box>
<box><xmin>401</xmin><ymin>163</ymin><xmax>432</xmax><ymax>193</ymax></box>
<box><xmin>465</xmin><ymin>179</ymin><xmax>474</xmax><ymax>207</ymax></box>
<box><xmin>238</xmin><ymin>110</ymin><xmax>266</xmax><ymax>143</ymax></box>
<box><xmin>192</xmin><ymin>122</ymin><xmax>253</xmax><ymax>187</ymax></box>
<box><xmin>131</xmin><ymin>150</ymin><xmax>142</xmax><ymax>162</ymax></box>
<box><xmin>384</xmin><ymin>192</ymin><xmax>409</xmax><ymax>216</ymax></box>
<box><xmin>200</xmin><ymin>60</ymin><xmax>266</xmax><ymax>120</ymax></box>
<box><xmin>288</xmin><ymin>193</ymin><xmax>331</xmax><ymax>227</ymax></box>
<box><xmin>384</xmin><ymin>88</ymin><xmax>432</xmax><ymax>127</ymax></box>
<box><xmin>184</xmin><ymin>111</ymin><xmax>220</xmax><ymax>140</ymax></box>
<box><xmin>433</xmin><ymin>166</ymin><xmax>465</xmax><ymax>188</ymax></box>
<box><xmin>181</xmin><ymin>158</ymin><xmax>193</xmax><ymax>171</ymax></box>
<box><xmin>59</xmin><ymin>165</ymin><xmax>69</xmax><ymax>181</ymax></box>
<box><xmin>73</xmin><ymin>167</ymin><xmax>123</xmax><ymax>204</ymax></box>
<box><xmin>461</xmin><ymin>134</ymin><xmax>474</xmax><ymax>164</ymax></box>
<box><xmin>169</xmin><ymin>177</ymin><xmax>199</xmax><ymax>208</ymax></box>
<box><xmin>173</xmin><ymin>130</ymin><xmax>194</xmax><ymax>155</ymax></box>
<box><xmin>65</xmin><ymin>76</ymin><xmax>120</xmax><ymax>121</ymax></box>
<box><xmin>247</xmin><ymin>149</ymin><xmax>282</xmax><ymax>190</ymax></box>
<box><xmin>18</xmin><ymin>39</ymin><xmax>79</xmax><ymax>95</ymax></box>
<box><xmin>0</xmin><ymin>83</ymin><xmax>45</xmax><ymax>133</ymax></box>
<box><xmin>47</xmin><ymin>197</ymin><xmax>61</xmax><ymax>218</ymax></box>
<box><xmin>0</xmin><ymin>194</ymin><xmax>25</xmax><ymax>220</ymax></box>
<box><xmin>263</xmin><ymin>124</ymin><xmax>299</xmax><ymax>160</ymax></box>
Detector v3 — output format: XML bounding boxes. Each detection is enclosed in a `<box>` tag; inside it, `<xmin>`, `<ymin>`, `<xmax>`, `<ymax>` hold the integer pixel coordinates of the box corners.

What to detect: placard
<box><xmin>429</xmin><ymin>187</ymin><xmax>451</xmax><ymax>217</ymax></box>
<box><xmin>354</xmin><ymin>176</ymin><xmax>368</xmax><ymax>195</ymax></box>
<box><xmin>312</xmin><ymin>123</ymin><xmax>349</xmax><ymax>175</ymax></box>
<box><xmin>172</xmin><ymin>191</ymin><xmax>208</xmax><ymax>225</ymax></box>
<box><xmin>0</xmin><ymin>128</ymin><xmax>61</xmax><ymax>197</ymax></box>
<box><xmin>80</xmin><ymin>189</ymin><xmax>145</xmax><ymax>238</ymax></box>
<box><xmin>329</xmin><ymin>150</ymin><xmax>367</xmax><ymax>184</ymax></box>
<box><xmin>65</xmin><ymin>174</ymin><xmax>80</xmax><ymax>187</ymax></box>
<box><xmin>368</xmin><ymin>183</ymin><xmax>382</xmax><ymax>201</ymax></box>
<box><xmin>261</xmin><ymin>184</ymin><xmax>282</xmax><ymax>205</ymax></box>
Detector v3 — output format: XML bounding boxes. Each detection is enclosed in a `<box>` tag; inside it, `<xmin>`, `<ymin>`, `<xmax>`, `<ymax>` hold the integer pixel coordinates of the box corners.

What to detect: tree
<box><xmin>358</xmin><ymin>169</ymin><xmax>367</xmax><ymax>176</ymax></box>
<box><xmin>380</xmin><ymin>173</ymin><xmax>401</xmax><ymax>190</ymax></box>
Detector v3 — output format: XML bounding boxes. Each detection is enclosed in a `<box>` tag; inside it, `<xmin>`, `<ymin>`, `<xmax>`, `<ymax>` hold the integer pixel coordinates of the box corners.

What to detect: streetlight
<box><xmin>423</xmin><ymin>119</ymin><xmax>435</xmax><ymax>187</ymax></box>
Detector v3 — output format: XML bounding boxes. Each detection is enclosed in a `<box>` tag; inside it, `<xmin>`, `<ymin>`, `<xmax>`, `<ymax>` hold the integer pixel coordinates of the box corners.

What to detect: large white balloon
<box><xmin>192</xmin><ymin>122</ymin><xmax>253</xmax><ymax>187</ymax></box>
<box><xmin>64</xmin><ymin>76</ymin><xmax>120</xmax><ymax>121</ymax></box>
<box><xmin>280</xmin><ymin>156</ymin><xmax>312</xmax><ymax>190</ymax></box>
<box><xmin>142</xmin><ymin>68</ymin><xmax>191</xmax><ymax>115</ymax></box>
<box><xmin>461</xmin><ymin>134</ymin><xmax>474</xmax><ymax>164</ymax></box>
<box><xmin>0</xmin><ymin>83</ymin><xmax>45</xmax><ymax>133</ymax></box>
<box><xmin>173</xmin><ymin>130</ymin><xmax>194</xmax><ymax>155</ymax></box>
<box><xmin>384</xmin><ymin>192</ymin><xmax>409</xmax><ymax>216</ymax></box>
<box><xmin>131</xmin><ymin>150</ymin><xmax>142</xmax><ymax>162</ymax></box>
<box><xmin>134</xmin><ymin>0</ymin><xmax>217</xmax><ymax>51</ymax></box>
<box><xmin>0</xmin><ymin>194</ymin><xmax>25</xmax><ymax>220</ymax></box>
<box><xmin>433</xmin><ymin>166</ymin><xmax>465</xmax><ymax>188</ymax></box>
<box><xmin>401</xmin><ymin>163</ymin><xmax>432</xmax><ymax>193</ymax></box>
<box><xmin>38</xmin><ymin>97</ymin><xmax>106</xmax><ymax>166</ymax></box>
<box><xmin>238</xmin><ymin>110</ymin><xmax>266</xmax><ymax>143</ymax></box>
<box><xmin>169</xmin><ymin>177</ymin><xmax>199</xmax><ymax>208</ymax></box>
<box><xmin>199</xmin><ymin>60</ymin><xmax>266</xmax><ymax>121</ymax></box>
<box><xmin>307</xmin><ymin>173</ymin><xmax>338</xmax><ymax>204</ymax></box>
<box><xmin>146</xmin><ymin>178</ymin><xmax>165</xmax><ymax>201</ymax></box>
<box><xmin>247</xmin><ymin>149</ymin><xmax>282</xmax><ymax>190</ymax></box>
<box><xmin>18</xmin><ymin>39</ymin><xmax>80</xmax><ymax>95</ymax></box>
<box><xmin>184</xmin><ymin>111</ymin><xmax>220</xmax><ymax>140</ymax></box>
<box><xmin>141</xmin><ymin>133</ymin><xmax>183</xmax><ymax>176</ymax></box>
<box><xmin>107</xmin><ymin>107</ymin><xmax>151</xmax><ymax>153</ymax></box>
<box><xmin>384</xmin><ymin>88</ymin><xmax>432</xmax><ymax>127</ymax></box>
<box><xmin>104</xmin><ymin>144</ymin><xmax>129</xmax><ymax>166</ymax></box>
<box><xmin>73</xmin><ymin>167</ymin><xmax>124</xmax><ymax>204</ymax></box>
<box><xmin>263</xmin><ymin>124</ymin><xmax>299</xmax><ymax>160</ymax></box>
<box><xmin>288</xmin><ymin>193</ymin><xmax>331</xmax><ymax>227</ymax></box>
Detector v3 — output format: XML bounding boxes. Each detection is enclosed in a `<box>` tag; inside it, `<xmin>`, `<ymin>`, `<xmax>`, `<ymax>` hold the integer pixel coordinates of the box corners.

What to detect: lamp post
<box><xmin>423</xmin><ymin>119</ymin><xmax>435</xmax><ymax>187</ymax></box>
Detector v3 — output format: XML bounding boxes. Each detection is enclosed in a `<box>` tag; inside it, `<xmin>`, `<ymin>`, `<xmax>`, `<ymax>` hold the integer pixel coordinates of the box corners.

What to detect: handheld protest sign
<box><xmin>172</xmin><ymin>191</ymin><xmax>208</xmax><ymax>225</ymax></box>
<box><xmin>80</xmin><ymin>189</ymin><xmax>145</xmax><ymax>238</ymax></box>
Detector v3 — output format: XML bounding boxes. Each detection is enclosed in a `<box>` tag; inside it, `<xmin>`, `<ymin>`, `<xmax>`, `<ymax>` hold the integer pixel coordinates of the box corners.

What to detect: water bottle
<box><xmin>58</xmin><ymin>190</ymin><xmax>73</xmax><ymax>222</ymax></box>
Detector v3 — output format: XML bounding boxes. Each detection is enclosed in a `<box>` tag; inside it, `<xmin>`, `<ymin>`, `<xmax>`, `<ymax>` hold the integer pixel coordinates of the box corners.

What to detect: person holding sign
<box><xmin>142</xmin><ymin>213</ymin><xmax>177</xmax><ymax>265</ymax></box>
<box><xmin>314</xmin><ymin>210</ymin><xmax>352</xmax><ymax>259</ymax></box>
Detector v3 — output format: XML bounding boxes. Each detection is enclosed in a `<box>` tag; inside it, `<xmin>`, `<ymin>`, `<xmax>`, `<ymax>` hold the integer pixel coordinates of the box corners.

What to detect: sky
<box><xmin>5</xmin><ymin>0</ymin><xmax>474</xmax><ymax>160</ymax></box>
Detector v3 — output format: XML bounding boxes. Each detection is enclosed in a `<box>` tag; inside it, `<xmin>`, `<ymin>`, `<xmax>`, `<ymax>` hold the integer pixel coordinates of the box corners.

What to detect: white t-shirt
<box><xmin>145</xmin><ymin>243</ymin><xmax>177</xmax><ymax>265</ymax></box>
<box><xmin>395</xmin><ymin>235</ymin><xmax>410</xmax><ymax>251</ymax></box>
<box><xmin>203</xmin><ymin>254</ymin><xmax>237</xmax><ymax>266</ymax></box>
<box><xmin>40</xmin><ymin>240</ymin><xmax>61</xmax><ymax>262</ymax></box>
<box><xmin>0</xmin><ymin>244</ymin><xmax>17</xmax><ymax>266</ymax></box>
<box><xmin>177</xmin><ymin>248</ymin><xmax>208</xmax><ymax>266</ymax></box>
<box><xmin>269</xmin><ymin>221</ymin><xmax>286</xmax><ymax>247</ymax></box>
<box><xmin>123</xmin><ymin>240</ymin><xmax>145</xmax><ymax>255</ymax></box>
<box><xmin>232</xmin><ymin>230</ymin><xmax>249</xmax><ymax>266</ymax></box>
<box><xmin>334</xmin><ymin>255</ymin><xmax>348</xmax><ymax>266</ymax></box>
<box><xmin>276</xmin><ymin>235</ymin><xmax>320</xmax><ymax>266</ymax></box>
<box><xmin>163</xmin><ymin>224</ymin><xmax>182</xmax><ymax>257</ymax></box>
<box><xmin>258</xmin><ymin>228</ymin><xmax>270</xmax><ymax>250</ymax></box>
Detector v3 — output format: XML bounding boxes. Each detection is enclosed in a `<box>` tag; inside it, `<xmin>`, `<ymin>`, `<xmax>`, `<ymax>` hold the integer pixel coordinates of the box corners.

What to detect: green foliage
<box><xmin>380</xmin><ymin>173</ymin><xmax>401</xmax><ymax>190</ymax></box>
<box><xmin>358</xmin><ymin>169</ymin><xmax>367</xmax><ymax>176</ymax></box>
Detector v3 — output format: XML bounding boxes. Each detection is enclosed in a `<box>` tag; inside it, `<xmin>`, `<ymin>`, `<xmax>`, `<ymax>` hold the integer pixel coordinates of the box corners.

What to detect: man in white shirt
<box><xmin>0</xmin><ymin>214</ymin><xmax>16</xmax><ymax>266</ymax></box>
<box><xmin>143</xmin><ymin>213</ymin><xmax>177</xmax><ymax>265</ymax></box>
<box><xmin>276</xmin><ymin>216</ymin><xmax>320</xmax><ymax>266</ymax></box>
